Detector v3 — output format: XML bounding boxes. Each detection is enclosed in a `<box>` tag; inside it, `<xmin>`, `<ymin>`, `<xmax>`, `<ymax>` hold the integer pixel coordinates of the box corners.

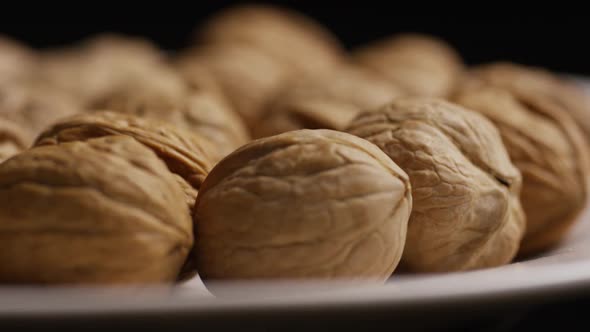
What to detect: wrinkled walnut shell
<box><xmin>35</xmin><ymin>112</ymin><xmax>215</xmax><ymax>208</ymax></box>
<box><xmin>354</xmin><ymin>34</ymin><xmax>463</xmax><ymax>97</ymax></box>
<box><xmin>454</xmin><ymin>82</ymin><xmax>589</xmax><ymax>255</ymax></box>
<box><xmin>0</xmin><ymin>136</ymin><xmax>193</xmax><ymax>284</ymax></box>
<box><xmin>253</xmin><ymin>65</ymin><xmax>403</xmax><ymax>138</ymax></box>
<box><xmin>347</xmin><ymin>98</ymin><xmax>525</xmax><ymax>272</ymax></box>
<box><xmin>196</xmin><ymin>4</ymin><xmax>345</xmax><ymax>76</ymax></box>
<box><xmin>196</xmin><ymin>129</ymin><xmax>412</xmax><ymax>280</ymax></box>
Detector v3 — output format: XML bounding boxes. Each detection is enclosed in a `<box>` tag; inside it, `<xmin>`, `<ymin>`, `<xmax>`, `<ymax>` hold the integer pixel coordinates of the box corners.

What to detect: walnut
<box><xmin>0</xmin><ymin>118</ymin><xmax>28</xmax><ymax>163</ymax></box>
<box><xmin>35</xmin><ymin>112</ymin><xmax>215</xmax><ymax>209</ymax></box>
<box><xmin>0</xmin><ymin>136</ymin><xmax>193</xmax><ymax>284</ymax></box>
<box><xmin>0</xmin><ymin>36</ymin><xmax>36</xmax><ymax>83</ymax></box>
<box><xmin>460</xmin><ymin>62</ymin><xmax>590</xmax><ymax>146</ymax></box>
<box><xmin>195</xmin><ymin>129</ymin><xmax>412</xmax><ymax>280</ymax></box>
<box><xmin>252</xmin><ymin>65</ymin><xmax>404</xmax><ymax>138</ymax></box>
<box><xmin>88</xmin><ymin>80</ymin><xmax>250</xmax><ymax>162</ymax></box>
<box><xmin>354</xmin><ymin>34</ymin><xmax>463</xmax><ymax>97</ymax></box>
<box><xmin>176</xmin><ymin>43</ymin><xmax>289</xmax><ymax>128</ymax></box>
<box><xmin>196</xmin><ymin>4</ymin><xmax>345</xmax><ymax>77</ymax></box>
<box><xmin>453</xmin><ymin>83</ymin><xmax>589</xmax><ymax>255</ymax></box>
<box><xmin>0</xmin><ymin>81</ymin><xmax>80</xmax><ymax>144</ymax></box>
<box><xmin>347</xmin><ymin>98</ymin><xmax>525</xmax><ymax>272</ymax></box>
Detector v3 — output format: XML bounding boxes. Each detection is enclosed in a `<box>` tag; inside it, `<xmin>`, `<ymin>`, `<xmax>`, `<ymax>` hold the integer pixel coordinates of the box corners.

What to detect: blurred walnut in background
<box><xmin>0</xmin><ymin>136</ymin><xmax>193</xmax><ymax>284</ymax></box>
<box><xmin>252</xmin><ymin>65</ymin><xmax>404</xmax><ymax>138</ymax></box>
<box><xmin>454</xmin><ymin>79</ymin><xmax>589</xmax><ymax>255</ymax></box>
<box><xmin>354</xmin><ymin>34</ymin><xmax>463</xmax><ymax>98</ymax></box>
<box><xmin>0</xmin><ymin>119</ymin><xmax>28</xmax><ymax>163</ymax></box>
<box><xmin>348</xmin><ymin>98</ymin><xmax>525</xmax><ymax>272</ymax></box>
<box><xmin>195</xmin><ymin>4</ymin><xmax>346</xmax><ymax>77</ymax></box>
<box><xmin>0</xmin><ymin>36</ymin><xmax>37</xmax><ymax>84</ymax></box>
<box><xmin>196</xmin><ymin>130</ymin><xmax>411</xmax><ymax>281</ymax></box>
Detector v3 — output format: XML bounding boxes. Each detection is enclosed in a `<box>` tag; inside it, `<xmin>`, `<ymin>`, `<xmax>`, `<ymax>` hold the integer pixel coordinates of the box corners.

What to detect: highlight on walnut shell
<box><xmin>176</xmin><ymin>43</ymin><xmax>290</xmax><ymax>128</ymax></box>
<box><xmin>0</xmin><ymin>136</ymin><xmax>193</xmax><ymax>284</ymax></box>
<box><xmin>347</xmin><ymin>98</ymin><xmax>525</xmax><ymax>272</ymax></box>
<box><xmin>354</xmin><ymin>33</ymin><xmax>463</xmax><ymax>98</ymax></box>
<box><xmin>88</xmin><ymin>77</ymin><xmax>250</xmax><ymax>163</ymax></box>
<box><xmin>195</xmin><ymin>4</ymin><xmax>345</xmax><ymax>77</ymax></box>
<box><xmin>0</xmin><ymin>81</ymin><xmax>81</xmax><ymax>144</ymax></box>
<box><xmin>453</xmin><ymin>82</ymin><xmax>589</xmax><ymax>255</ymax></box>
<box><xmin>461</xmin><ymin>62</ymin><xmax>590</xmax><ymax>147</ymax></box>
<box><xmin>34</xmin><ymin>112</ymin><xmax>216</xmax><ymax>209</ymax></box>
<box><xmin>252</xmin><ymin>65</ymin><xmax>404</xmax><ymax>138</ymax></box>
<box><xmin>0</xmin><ymin>118</ymin><xmax>28</xmax><ymax>163</ymax></box>
<box><xmin>195</xmin><ymin>129</ymin><xmax>412</xmax><ymax>281</ymax></box>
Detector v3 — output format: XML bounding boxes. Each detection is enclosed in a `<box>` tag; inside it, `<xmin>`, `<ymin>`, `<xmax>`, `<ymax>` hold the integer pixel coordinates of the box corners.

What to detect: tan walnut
<box><xmin>0</xmin><ymin>136</ymin><xmax>193</xmax><ymax>284</ymax></box>
<box><xmin>347</xmin><ymin>98</ymin><xmax>525</xmax><ymax>272</ymax></box>
<box><xmin>461</xmin><ymin>62</ymin><xmax>590</xmax><ymax>147</ymax></box>
<box><xmin>252</xmin><ymin>65</ymin><xmax>404</xmax><ymax>138</ymax></box>
<box><xmin>195</xmin><ymin>129</ymin><xmax>412</xmax><ymax>280</ymax></box>
<box><xmin>196</xmin><ymin>4</ymin><xmax>345</xmax><ymax>77</ymax></box>
<box><xmin>35</xmin><ymin>112</ymin><xmax>215</xmax><ymax>209</ymax></box>
<box><xmin>0</xmin><ymin>36</ymin><xmax>37</xmax><ymax>84</ymax></box>
<box><xmin>88</xmin><ymin>80</ymin><xmax>250</xmax><ymax>163</ymax></box>
<box><xmin>0</xmin><ymin>118</ymin><xmax>28</xmax><ymax>163</ymax></box>
<box><xmin>454</xmin><ymin>82</ymin><xmax>589</xmax><ymax>255</ymax></box>
<box><xmin>354</xmin><ymin>34</ymin><xmax>463</xmax><ymax>98</ymax></box>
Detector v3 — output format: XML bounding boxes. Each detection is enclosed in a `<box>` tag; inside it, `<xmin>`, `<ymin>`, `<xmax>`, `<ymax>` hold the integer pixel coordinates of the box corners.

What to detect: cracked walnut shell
<box><xmin>195</xmin><ymin>129</ymin><xmax>412</xmax><ymax>280</ymax></box>
<box><xmin>347</xmin><ymin>98</ymin><xmax>525</xmax><ymax>272</ymax></box>
<box><xmin>0</xmin><ymin>136</ymin><xmax>193</xmax><ymax>284</ymax></box>
<box><xmin>454</xmin><ymin>83</ymin><xmax>589</xmax><ymax>255</ymax></box>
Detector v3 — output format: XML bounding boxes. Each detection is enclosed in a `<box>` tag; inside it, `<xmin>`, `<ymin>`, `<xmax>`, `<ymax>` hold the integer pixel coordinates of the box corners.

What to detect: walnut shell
<box><xmin>0</xmin><ymin>136</ymin><xmax>193</xmax><ymax>284</ymax></box>
<box><xmin>35</xmin><ymin>112</ymin><xmax>215</xmax><ymax>208</ymax></box>
<box><xmin>454</xmin><ymin>83</ymin><xmax>589</xmax><ymax>255</ymax></box>
<box><xmin>88</xmin><ymin>81</ymin><xmax>249</xmax><ymax>162</ymax></box>
<box><xmin>253</xmin><ymin>65</ymin><xmax>404</xmax><ymax>138</ymax></box>
<box><xmin>176</xmin><ymin>43</ymin><xmax>289</xmax><ymax>128</ymax></box>
<box><xmin>0</xmin><ymin>36</ymin><xmax>36</xmax><ymax>83</ymax></box>
<box><xmin>354</xmin><ymin>34</ymin><xmax>463</xmax><ymax>97</ymax></box>
<box><xmin>347</xmin><ymin>98</ymin><xmax>525</xmax><ymax>272</ymax></box>
<box><xmin>462</xmin><ymin>62</ymin><xmax>590</xmax><ymax>146</ymax></box>
<box><xmin>196</xmin><ymin>4</ymin><xmax>345</xmax><ymax>76</ymax></box>
<box><xmin>0</xmin><ymin>81</ymin><xmax>80</xmax><ymax>143</ymax></box>
<box><xmin>0</xmin><ymin>118</ymin><xmax>28</xmax><ymax>163</ymax></box>
<box><xmin>195</xmin><ymin>129</ymin><xmax>412</xmax><ymax>281</ymax></box>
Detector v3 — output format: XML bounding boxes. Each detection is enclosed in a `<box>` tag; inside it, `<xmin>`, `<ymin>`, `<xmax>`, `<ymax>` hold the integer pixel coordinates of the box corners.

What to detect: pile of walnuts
<box><xmin>0</xmin><ymin>5</ymin><xmax>588</xmax><ymax>286</ymax></box>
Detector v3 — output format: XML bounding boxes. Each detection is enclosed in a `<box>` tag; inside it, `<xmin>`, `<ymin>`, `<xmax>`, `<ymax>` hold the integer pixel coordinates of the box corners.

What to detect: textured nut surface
<box><xmin>454</xmin><ymin>83</ymin><xmax>589</xmax><ymax>254</ymax></box>
<box><xmin>35</xmin><ymin>112</ymin><xmax>215</xmax><ymax>208</ymax></box>
<box><xmin>89</xmin><ymin>82</ymin><xmax>249</xmax><ymax>162</ymax></box>
<box><xmin>464</xmin><ymin>62</ymin><xmax>590</xmax><ymax>146</ymax></box>
<box><xmin>347</xmin><ymin>98</ymin><xmax>525</xmax><ymax>272</ymax></box>
<box><xmin>0</xmin><ymin>81</ymin><xmax>80</xmax><ymax>143</ymax></box>
<box><xmin>196</xmin><ymin>129</ymin><xmax>412</xmax><ymax>280</ymax></box>
<box><xmin>253</xmin><ymin>65</ymin><xmax>403</xmax><ymax>138</ymax></box>
<box><xmin>354</xmin><ymin>34</ymin><xmax>462</xmax><ymax>97</ymax></box>
<box><xmin>197</xmin><ymin>4</ymin><xmax>345</xmax><ymax>76</ymax></box>
<box><xmin>0</xmin><ymin>136</ymin><xmax>193</xmax><ymax>284</ymax></box>
<box><xmin>0</xmin><ymin>118</ymin><xmax>28</xmax><ymax>163</ymax></box>
<box><xmin>177</xmin><ymin>43</ymin><xmax>289</xmax><ymax>128</ymax></box>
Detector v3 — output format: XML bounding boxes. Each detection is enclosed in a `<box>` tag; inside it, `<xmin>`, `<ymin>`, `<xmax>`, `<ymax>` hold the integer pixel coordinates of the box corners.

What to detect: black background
<box><xmin>1</xmin><ymin>2</ymin><xmax>590</xmax><ymax>76</ymax></box>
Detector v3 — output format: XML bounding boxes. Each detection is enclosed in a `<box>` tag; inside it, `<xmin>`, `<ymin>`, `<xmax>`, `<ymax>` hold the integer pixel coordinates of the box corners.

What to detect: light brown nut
<box><xmin>354</xmin><ymin>34</ymin><xmax>463</xmax><ymax>97</ymax></box>
<box><xmin>0</xmin><ymin>118</ymin><xmax>28</xmax><ymax>163</ymax></box>
<box><xmin>0</xmin><ymin>36</ymin><xmax>36</xmax><ymax>83</ymax></box>
<box><xmin>38</xmin><ymin>34</ymin><xmax>167</xmax><ymax>103</ymax></box>
<box><xmin>462</xmin><ymin>62</ymin><xmax>590</xmax><ymax>146</ymax></box>
<box><xmin>347</xmin><ymin>98</ymin><xmax>525</xmax><ymax>272</ymax></box>
<box><xmin>88</xmin><ymin>82</ymin><xmax>250</xmax><ymax>162</ymax></box>
<box><xmin>34</xmin><ymin>112</ymin><xmax>215</xmax><ymax>208</ymax></box>
<box><xmin>0</xmin><ymin>81</ymin><xmax>81</xmax><ymax>143</ymax></box>
<box><xmin>454</xmin><ymin>84</ymin><xmax>589</xmax><ymax>255</ymax></box>
<box><xmin>176</xmin><ymin>43</ymin><xmax>290</xmax><ymax>128</ymax></box>
<box><xmin>253</xmin><ymin>65</ymin><xmax>404</xmax><ymax>138</ymax></box>
<box><xmin>196</xmin><ymin>4</ymin><xmax>345</xmax><ymax>77</ymax></box>
<box><xmin>195</xmin><ymin>129</ymin><xmax>412</xmax><ymax>281</ymax></box>
<box><xmin>0</xmin><ymin>136</ymin><xmax>193</xmax><ymax>284</ymax></box>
